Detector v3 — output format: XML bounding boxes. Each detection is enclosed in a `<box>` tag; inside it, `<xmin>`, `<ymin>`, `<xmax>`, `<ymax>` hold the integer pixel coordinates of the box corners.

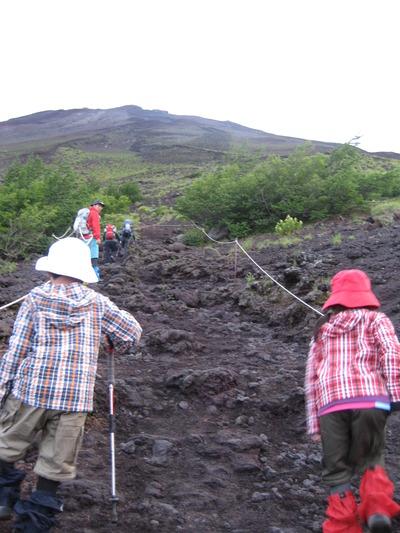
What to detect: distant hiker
<box><xmin>305</xmin><ymin>269</ymin><xmax>400</xmax><ymax>533</ymax></box>
<box><xmin>86</xmin><ymin>199</ymin><xmax>105</xmax><ymax>280</ymax></box>
<box><xmin>103</xmin><ymin>223</ymin><xmax>121</xmax><ymax>263</ymax></box>
<box><xmin>119</xmin><ymin>218</ymin><xmax>136</xmax><ymax>258</ymax></box>
<box><xmin>0</xmin><ymin>237</ymin><xmax>142</xmax><ymax>532</ymax></box>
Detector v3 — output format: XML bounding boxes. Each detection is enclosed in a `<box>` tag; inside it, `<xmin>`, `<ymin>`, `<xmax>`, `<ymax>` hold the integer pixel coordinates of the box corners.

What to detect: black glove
<box><xmin>391</xmin><ymin>401</ymin><xmax>400</xmax><ymax>412</ymax></box>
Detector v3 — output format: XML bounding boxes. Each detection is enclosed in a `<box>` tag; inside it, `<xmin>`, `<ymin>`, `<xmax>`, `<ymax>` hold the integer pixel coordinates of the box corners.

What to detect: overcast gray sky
<box><xmin>1</xmin><ymin>0</ymin><xmax>399</xmax><ymax>154</ymax></box>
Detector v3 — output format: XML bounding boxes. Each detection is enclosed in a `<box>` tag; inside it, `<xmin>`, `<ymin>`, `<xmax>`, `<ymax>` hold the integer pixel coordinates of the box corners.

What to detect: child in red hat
<box><xmin>305</xmin><ymin>269</ymin><xmax>400</xmax><ymax>532</ymax></box>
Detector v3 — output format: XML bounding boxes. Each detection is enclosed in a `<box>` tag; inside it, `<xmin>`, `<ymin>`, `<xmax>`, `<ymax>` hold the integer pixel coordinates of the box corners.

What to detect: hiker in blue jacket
<box><xmin>119</xmin><ymin>219</ymin><xmax>136</xmax><ymax>258</ymax></box>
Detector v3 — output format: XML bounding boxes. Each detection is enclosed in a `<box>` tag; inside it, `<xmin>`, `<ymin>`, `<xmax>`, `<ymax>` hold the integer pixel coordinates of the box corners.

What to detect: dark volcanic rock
<box><xmin>2</xmin><ymin>217</ymin><xmax>400</xmax><ymax>532</ymax></box>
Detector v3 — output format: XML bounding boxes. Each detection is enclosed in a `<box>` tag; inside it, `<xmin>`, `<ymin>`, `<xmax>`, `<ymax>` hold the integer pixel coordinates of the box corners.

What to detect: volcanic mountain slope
<box><xmin>0</xmin><ymin>105</ymin><xmax>342</xmax><ymax>175</ymax></box>
<box><xmin>1</xmin><ymin>216</ymin><xmax>400</xmax><ymax>532</ymax></box>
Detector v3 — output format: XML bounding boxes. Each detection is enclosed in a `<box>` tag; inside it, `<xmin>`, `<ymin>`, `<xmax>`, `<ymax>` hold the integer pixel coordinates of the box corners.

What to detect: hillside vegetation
<box><xmin>1</xmin><ymin>141</ymin><xmax>400</xmax><ymax>267</ymax></box>
<box><xmin>176</xmin><ymin>143</ymin><xmax>400</xmax><ymax>237</ymax></box>
<box><xmin>0</xmin><ymin>106</ymin><xmax>346</xmax><ymax>205</ymax></box>
<box><xmin>1</xmin><ymin>105</ymin><xmax>400</xmax><ymax>267</ymax></box>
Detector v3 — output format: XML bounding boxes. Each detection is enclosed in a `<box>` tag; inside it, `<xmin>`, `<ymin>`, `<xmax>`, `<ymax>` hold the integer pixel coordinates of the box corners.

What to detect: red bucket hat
<box><xmin>322</xmin><ymin>269</ymin><xmax>380</xmax><ymax>311</ymax></box>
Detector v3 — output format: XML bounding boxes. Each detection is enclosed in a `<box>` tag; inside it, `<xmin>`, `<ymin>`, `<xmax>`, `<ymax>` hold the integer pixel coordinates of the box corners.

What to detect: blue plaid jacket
<box><xmin>0</xmin><ymin>282</ymin><xmax>142</xmax><ymax>412</ymax></box>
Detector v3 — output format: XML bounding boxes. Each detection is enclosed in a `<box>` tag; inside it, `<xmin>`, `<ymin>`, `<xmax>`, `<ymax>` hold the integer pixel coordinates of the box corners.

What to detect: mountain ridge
<box><xmin>1</xmin><ymin>105</ymin><xmax>398</xmax><ymax>187</ymax></box>
<box><xmin>0</xmin><ymin>105</ymin><xmax>339</xmax><ymax>165</ymax></box>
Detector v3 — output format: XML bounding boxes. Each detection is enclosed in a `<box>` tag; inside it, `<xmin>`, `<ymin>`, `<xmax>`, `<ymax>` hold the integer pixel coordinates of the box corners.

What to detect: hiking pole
<box><xmin>106</xmin><ymin>334</ymin><xmax>119</xmax><ymax>523</ymax></box>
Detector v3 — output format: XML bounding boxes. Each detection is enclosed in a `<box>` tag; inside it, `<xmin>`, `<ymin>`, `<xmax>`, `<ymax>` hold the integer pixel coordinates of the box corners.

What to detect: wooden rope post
<box><xmin>234</xmin><ymin>240</ymin><xmax>238</xmax><ymax>289</ymax></box>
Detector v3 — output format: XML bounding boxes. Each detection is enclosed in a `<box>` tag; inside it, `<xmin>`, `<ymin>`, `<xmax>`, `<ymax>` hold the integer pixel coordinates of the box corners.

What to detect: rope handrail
<box><xmin>0</xmin><ymin>294</ymin><xmax>28</xmax><ymax>311</ymax></box>
<box><xmin>0</xmin><ymin>281</ymin><xmax>50</xmax><ymax>312</ymax></box>
<box><xmin>193</xmin><ymin>223</ymin><xmax>323</xmax><ymax>316</ymax></box>
<box><xmin>52</xmin><ymin>227</ymin><xmax>74</xmax><ymax>240</ymax></box>
<box><xmin>235</xmin><ymin>240</ymin><xmax>323</xmax><ymax>316</ymax></box>
<box><xmin>78</xmin><ymin>228</ymin><xmax>92</xmax><ymax>245</ymax></box>
<box><xmin>192</xmin><ymin>223</ymin><xmax>237</xmax><ymax>245</ymax></box>
<box><xmin>0</xmin><ymin>221</ymin><xmax>324</xmax><ymax>318</ymax></box>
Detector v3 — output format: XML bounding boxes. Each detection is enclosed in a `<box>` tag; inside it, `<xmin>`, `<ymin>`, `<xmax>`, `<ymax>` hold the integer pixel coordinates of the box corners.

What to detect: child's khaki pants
<box><xmin>0</xmin><ymin>394</ymin><xmax>87</xmax><ymax>481</ymax></box>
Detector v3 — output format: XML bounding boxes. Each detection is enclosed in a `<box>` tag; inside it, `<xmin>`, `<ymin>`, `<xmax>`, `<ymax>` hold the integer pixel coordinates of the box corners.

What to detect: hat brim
<box><xmin>322</xmin><ymin>290</ymin><xmax>380</xmax><ymax>310</ymax></box>
<box><xmin>35</xmin><ymin>256</ymin><xmax>99</xmax><ymax>283</ymax></box>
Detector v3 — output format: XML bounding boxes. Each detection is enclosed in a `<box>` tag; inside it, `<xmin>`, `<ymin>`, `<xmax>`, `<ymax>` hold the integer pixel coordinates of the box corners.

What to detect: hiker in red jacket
<box><xmin>86</xmin><ymin>200</ymin><xmax>104</xmax><ymax>280</ymax></box>
<box><xmin>305</xmin><ymin>269</ymin><xmax>400</xmax><ymax>533</ymax></box>
<box><xmin>103</xmin><ymin>223</ymin><xmax>121</xmax><ymax>263</ymax></box>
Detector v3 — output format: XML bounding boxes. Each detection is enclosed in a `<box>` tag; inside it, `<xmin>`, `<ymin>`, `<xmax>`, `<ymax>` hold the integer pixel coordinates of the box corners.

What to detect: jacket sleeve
<box><xmin>305</xmin><ymin>339</ymin><xmax>321</xmax><ymax>435</ymax></box>
<box><xmin>0</xmin><ymin>299</ymin><xmax>34</xmax><ymax>405</ymax></box>
<box><xmin>100</xmin><ymin>296</ymin><xmax>142</xmax><ymax>353</ymax></box>
<box><xmin>87</xmin><ymin>209</ymin><xmax>101</xmax><ymax>240</ymax></box>
<box><xmin>373</xmin><ymin>313</ymin><xmax>400</xmax><ymax>402</ymax></box>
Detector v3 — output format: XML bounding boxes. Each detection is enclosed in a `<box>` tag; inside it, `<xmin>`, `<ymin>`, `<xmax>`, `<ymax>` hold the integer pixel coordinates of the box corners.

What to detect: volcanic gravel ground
<box><xmin>1</xmin><ymin>217</ymin><xmax>400</xmax><ymax>532</ymax></box>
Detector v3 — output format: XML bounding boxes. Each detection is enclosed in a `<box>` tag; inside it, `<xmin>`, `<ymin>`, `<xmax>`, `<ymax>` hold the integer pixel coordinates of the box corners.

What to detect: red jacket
<box><xmin>305</xmin><ymin>308</ymin><xmax>400</xmax><ymax>434</ymax></box>
<box><xmin>86</xmin><ymin>205</ymin><xmax>101</xmax><ymax>240</ymax></box>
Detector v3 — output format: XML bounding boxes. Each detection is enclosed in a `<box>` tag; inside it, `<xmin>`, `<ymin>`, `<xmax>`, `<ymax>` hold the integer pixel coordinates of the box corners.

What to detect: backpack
<box><xmin>122</xmin><ymin>219</ymin><xmax>133</xmax><ymax>238</ymax></box>
<box><xmin>73</xmin><ymin>207</ymin><xmax>90</xmax><ymax>237</ymax></box>
<box><xmin>105</xmin><ymin>224</ymin><xmax>115</xmax><ymax>240</ymax></box>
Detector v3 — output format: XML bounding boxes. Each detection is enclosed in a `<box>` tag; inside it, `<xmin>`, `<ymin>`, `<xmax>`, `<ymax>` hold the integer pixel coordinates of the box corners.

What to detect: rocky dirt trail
<box><xmin>1</xmin><ymin>217</ymin><xmax>400</xmax><ymax>532</ymax></box>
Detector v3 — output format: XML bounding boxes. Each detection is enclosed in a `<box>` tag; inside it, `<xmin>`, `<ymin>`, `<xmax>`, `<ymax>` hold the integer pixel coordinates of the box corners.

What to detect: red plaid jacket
<box><xmin>305</xmin><ymin>308</ymin><xmax>400</xmax><ymax>434</ymax></box>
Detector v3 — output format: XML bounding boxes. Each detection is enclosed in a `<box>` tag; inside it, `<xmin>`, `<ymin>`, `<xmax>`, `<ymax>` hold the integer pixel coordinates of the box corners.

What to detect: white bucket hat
<box><xmin>35</xmin><ymin>238</ymin><xmax>99</xmax><ymax>283</ymax></box>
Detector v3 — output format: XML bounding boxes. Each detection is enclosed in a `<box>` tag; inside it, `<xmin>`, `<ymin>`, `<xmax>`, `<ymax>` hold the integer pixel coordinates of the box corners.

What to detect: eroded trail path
<box><xmin>1</xmin><ymin>218</ymin><xmax>400</xmax><ymax>532</ymax></box>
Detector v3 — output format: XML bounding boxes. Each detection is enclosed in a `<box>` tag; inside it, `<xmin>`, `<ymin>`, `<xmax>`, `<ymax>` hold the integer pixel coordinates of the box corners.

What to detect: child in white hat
<box><xmin>0</xmin><ymin>238</ymin><xmax>142</xmax><ymax>532</ymax></box>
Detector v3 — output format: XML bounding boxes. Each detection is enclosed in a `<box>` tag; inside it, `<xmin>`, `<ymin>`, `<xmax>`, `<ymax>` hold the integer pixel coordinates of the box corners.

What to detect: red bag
<box><xmin>105</xmin><ymin>224</ymin><xmax>115</xmax><ymax>240</ymax></box>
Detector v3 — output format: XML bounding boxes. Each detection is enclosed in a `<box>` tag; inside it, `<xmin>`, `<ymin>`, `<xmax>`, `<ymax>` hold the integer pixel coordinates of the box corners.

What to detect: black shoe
<box><xmin>0</xmin><ymin>504</ymin><xmax>12</xmax><ymax>520</ymax></box>
<box><xmin>0</xmin><ymin>485</ymin><xmax>22</xmax><ymax>521</ymax></box>
<box><xmin>367</xmin><ymin>513</ymin><xmax>392</xmax><ymax>532</ymax></box>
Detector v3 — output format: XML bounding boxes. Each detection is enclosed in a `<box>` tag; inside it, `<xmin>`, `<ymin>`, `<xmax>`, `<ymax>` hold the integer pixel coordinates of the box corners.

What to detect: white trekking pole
<box><xmin>106</xmin><ymin>335</ymin><xmax>119</xmax><ymax>523</ymax></box>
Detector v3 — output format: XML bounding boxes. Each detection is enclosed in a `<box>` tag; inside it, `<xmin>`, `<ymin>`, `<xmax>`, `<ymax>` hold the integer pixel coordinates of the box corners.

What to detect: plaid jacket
<box><xmin>305</xmin><ymin>308</ymin><xmax>400</xmax><ymax>434</ymax></box>
<box><xmin>0</xmin><ymin>282</ymin><xmax>142</xmax><ymax>412</ymax></box>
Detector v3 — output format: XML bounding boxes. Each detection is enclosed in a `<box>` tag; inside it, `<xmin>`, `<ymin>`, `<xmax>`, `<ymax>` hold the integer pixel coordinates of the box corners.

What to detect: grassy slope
<box><xmin>1</xmin><ymin>106</ymin><xmax>399</xmax><ymax>218</ymax></box>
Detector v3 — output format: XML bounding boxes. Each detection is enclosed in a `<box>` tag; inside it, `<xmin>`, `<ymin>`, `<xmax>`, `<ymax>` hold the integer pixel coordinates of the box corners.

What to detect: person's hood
<box><xmin>29</xmin><ymin>283</ymin><xmax>98</xmax><ymax>329</ymax></box>
<box><xmin>323</xmin><ymin>309</ymin><xmax>376</xmax><ymax>337</ymax></box>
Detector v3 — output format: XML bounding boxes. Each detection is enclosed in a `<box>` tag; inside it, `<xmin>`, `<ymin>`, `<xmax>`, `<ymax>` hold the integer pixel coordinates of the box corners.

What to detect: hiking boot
<box><xmin>323</xmin><ymin>490</ymin><xmax>363</xmax><ymax>532</ymax></box>
<box><xmin>367</xmin><ymin>513</ymin><xmax>392</xmax><ymax>532</ymax></box>
<box><xmin>93</xmin><ymin>266</ymin><xmax>101</xmax><ymax>281</ymax></box>
<box><xmin>0</xmin><ymin>504</ymin><xmax>12</xmax><ymax>520</ymax></box>
<box><xmin>359</xmin><ymin>466</ymin><xmax>400</xmax><ymax>532</ymax></box>
<box><xmin>13</xmin><ymin>489</ymin><xmax>63</xmax><ymax>532</ymax></box>
<box><xmin>0</xmin><ymin>486</ymin><xmax>23</xmax><ymax>521</ymax></box>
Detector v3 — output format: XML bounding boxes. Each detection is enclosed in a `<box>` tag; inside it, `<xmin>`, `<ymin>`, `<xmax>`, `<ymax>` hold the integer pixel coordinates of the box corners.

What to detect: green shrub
<box><xmin>0</xmin><ymin>260</ymin><xmax>17</xmax><ymax>276</ymax></box>
<box><xmin>241</xmin><ymin>237</ymin><xmax>254</xmax><ymax>250</ymax></box>
<box><xmin>276</xmin><ymin>235</ymin><xmax>302</xmax><ymax>248</ymax></box>
<box><xmin>333</xmin><ymin>233</ymin><xmax>342</xmax><ymax>245</ymax></box>
<box><xmin>246</xmin><ymin>272</ymin><xmax>255</xmax><ymax>284</ymax></box>
<box><xmin>0</xmin><ymin>157</ymin><xmax>144</xmax><ymax>260</ymax></box>
<box><xmin>118</xmin><ymin>182</ymin><xmax>142</xmax><ymax>204</ymax></box>
<box><xmin>138</xmin><ymin>206</ymin><xmax>152</xmax><ymax>215</ymax></box>
<box><xmin>176</xmin><ymin>143</ymin><xmax>399</xmax><ymax>234</ymax></box>
<box><xmin>275</xmin><ymin>215</ymin><xmax>303</xmax><ymax>236</ymax></box>
<box><xmin>181</xmin><ymin>228</ymin><xmax>204</xmax><ymax>246</ymax></box>
<box><xmin>226</xmin><ymin>221</ymin><xmax>251</xmax><ymax>239</ymax></box>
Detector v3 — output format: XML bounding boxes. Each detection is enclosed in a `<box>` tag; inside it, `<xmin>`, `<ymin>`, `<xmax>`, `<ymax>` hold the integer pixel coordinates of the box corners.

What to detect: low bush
<box><xmin>275</xmin><ymin>215</ymin><xmax>303</xmax><ymax>236</ymax></box>
<box><xmin>181</xmin><ymin>228</ymin><xmax>204</xmax><ymax>246</ymax></box>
